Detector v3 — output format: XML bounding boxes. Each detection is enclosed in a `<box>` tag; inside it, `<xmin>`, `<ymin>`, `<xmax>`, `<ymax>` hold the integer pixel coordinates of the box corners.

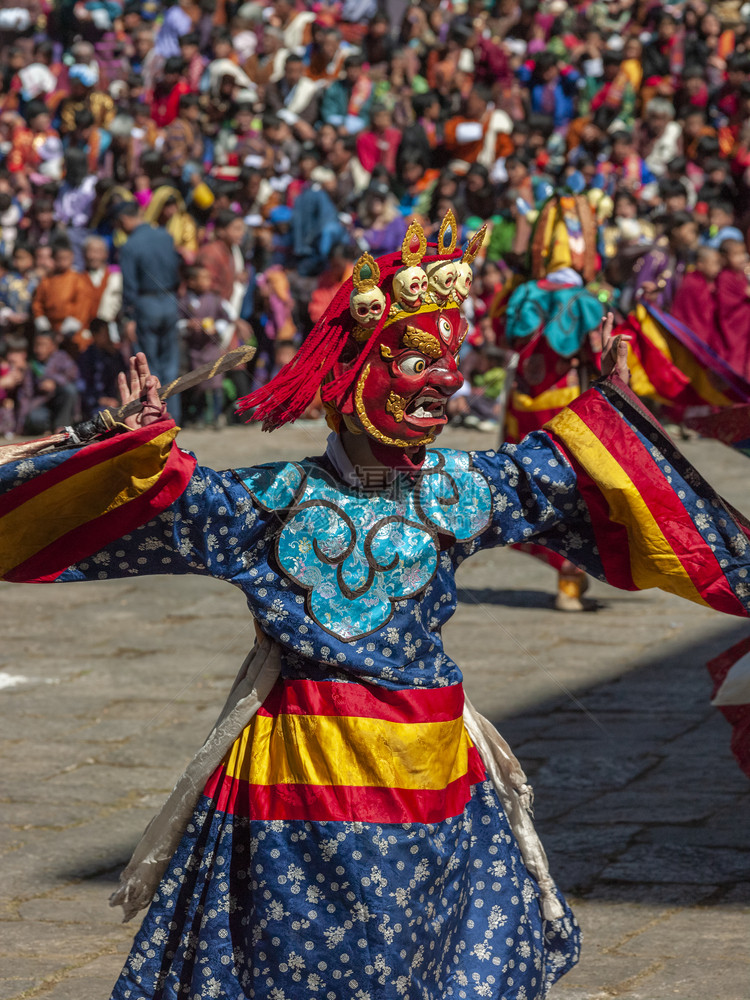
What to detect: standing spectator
<box><xmin>116</xmin><ymin>202</ymin><xmax>181</xmax><ymax>419</ymax></box>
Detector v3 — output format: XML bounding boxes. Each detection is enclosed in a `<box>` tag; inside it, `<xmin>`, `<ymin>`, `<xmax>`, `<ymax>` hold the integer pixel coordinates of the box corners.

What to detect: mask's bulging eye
<box><xmin>438</xmin><ymin>315</ymin><xmax>453</xmax><ymax>342</ymax></box>
<box><xmin>400</xmin><ymin>355</ymin><xmax>427</xmax><ymax>375</ymax></box>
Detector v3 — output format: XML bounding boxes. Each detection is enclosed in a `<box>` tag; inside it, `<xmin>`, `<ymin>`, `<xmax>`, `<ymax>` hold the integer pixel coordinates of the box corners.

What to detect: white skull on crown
<box><xmin>453</xmin><ymin>260</ymin><xmax>474</xmax><ymax>304</ymax></box>
<box><xmin>350</xmin><ymin>284</ymin><xmax>386</xmax><ymax>328</ymax></box>
<box><xmin>349</xmin><ymin>252</ymin><xmax>386</xmax><ymax>330</ymax></box>
<box><xmin>425</xmin><ymin>259</ymin><xmax>458</xmax><ymax>304</ymax></box>
<box><xmin>392</xmin><ymin>265</ymin><xmax>428</xmax><ymax>310</ymax></box>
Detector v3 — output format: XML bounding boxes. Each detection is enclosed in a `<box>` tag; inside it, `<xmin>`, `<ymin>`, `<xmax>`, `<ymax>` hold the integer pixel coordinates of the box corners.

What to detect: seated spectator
<box><xmin>308</xmin><ymin>244</ymin><xmax>355</xmax><ymax>327</ymax></box>
<box><xmin>590</xmin><ymin>51</ymin><xmax>636</xmax><ymax>128</ymax></box>
<box><xmin>658</xmin><ymin>178</ymin><xmax>690</xmax><ymax>215</ymax></box>
<box><xmin>319</xmin><ymin>53</ymin><xmax>372</xmax><ymax>133</ymax></box>
<box><xmin>306</xmin><ymin>26</ymin><xmax>348</xmax><ymax>83</ymax></box>
<box><xmin>443</xmin><ymin>85</ymin><xmax>513</xmax><ymax>175</ymax></box>
<box><xmin>0</xmin><ymin>242</ymin><xmax>37</xmax><ymax>335</ymax></box>
<box><xmin>355</xmin><ymin>182</ymin><xmax>405</xmax><ymax>255</ymax></box>
<box><xmin>327</xmin><ymin>133</ymin><xmax>370</xmax><ymax>211</ymax></box>
<box><xmin>179</xmin><ymin>31</ymin><xmax>206</xmax><ymax>92</ymax></box>
<box><xmin>144</xmin><ymin>183</ymin><xmax>199</xmax><ymax>260</ymax></box>
<box><xmin>355</xmin><ymin>103</ymin><xmax>402</xmax><ymax>175</ymax></box>
<box><xmin>594</xmin><ymin>131</ymin><xmax>655</xmax><ymax>196</ymax></box>
<box><xmin>0</xmin><ymin>335</ymin><xmax>27</xmax><ymax>438</ymax></box>
<box><xmin>623</xmin><ymin>211</ymin><xmax>698</xmax><ymax>312</ymax></box>
<box><xmin>517</xmin><ymin>51</ymin><xmax>581</xmax><ymax>130</ymax></box>
<box><xmin>162</xmin><ymin>94</ymin><xmax>204</xmax><ymax>182</ymax></box>
<box><xmin>32</xmin><ymin>236</ymin><xmax>91</xmax><ymax>337</ymax></box>
<box><xmin>15</xmin><ymin>330</ymin><xmax>80</xmax><ymax>435</ymax></box>
<box><xmin>150</xmin><ymin>56</ymin><xmax>191</xmax><ymax>128</ymax></box>
<box><xmin>637</xmin><ymin>98</ymin><xmax>682</xmax><ymax>178</ymax></box>
<box><xmin>265</xmin><ymin>53</ymin><xmax>320</xmax><ymax>134</ymax></box>
<box><xmin>53</xmin><ymin>148</ymin><xmax>98</xmax><ymax>268</ymax></box>
<box><xmin>81</xmin><ymin>235</ymin><xmax>122</xmax><ymax>336</ymax></box>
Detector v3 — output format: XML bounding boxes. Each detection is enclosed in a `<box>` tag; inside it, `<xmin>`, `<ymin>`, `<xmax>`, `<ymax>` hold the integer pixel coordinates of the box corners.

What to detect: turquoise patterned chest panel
<box><xmin>241</xmin><ymin>450</ymin><xmax>491</xmax><ymax>641</ymax></box>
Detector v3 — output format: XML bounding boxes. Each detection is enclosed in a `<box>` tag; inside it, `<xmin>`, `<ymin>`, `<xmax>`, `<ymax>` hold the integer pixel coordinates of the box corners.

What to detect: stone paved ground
<box><xmin>1</xmin><ymin>422</ymin><xmax>749</xmax><ymax>1000</ymax></box>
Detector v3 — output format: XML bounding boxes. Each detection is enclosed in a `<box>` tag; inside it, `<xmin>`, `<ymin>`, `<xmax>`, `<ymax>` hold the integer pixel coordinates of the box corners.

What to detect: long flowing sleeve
<box><xmin>464</xmin><ymin>378</ymin><xmax>750</xmax><ymax>617</ymax></box>
<box><xmin>0</xmin><ymin>422</ymin><xmax>196</xmax><ymax>583</ymax></box>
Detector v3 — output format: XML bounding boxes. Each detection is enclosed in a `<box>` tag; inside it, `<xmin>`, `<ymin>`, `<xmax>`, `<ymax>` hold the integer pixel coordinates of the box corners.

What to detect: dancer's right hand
<box><xmin>118</xmin><ymin>352</ymin><xmax>167</xmax><ymax>429</ymax></box>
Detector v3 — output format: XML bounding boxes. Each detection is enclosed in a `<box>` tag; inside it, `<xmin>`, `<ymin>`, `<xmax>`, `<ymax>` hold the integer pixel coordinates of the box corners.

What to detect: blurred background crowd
<box><xmin>0</xmin><ymin>0</ymin><xmax>749</xmax><ymax>436</ymax></box>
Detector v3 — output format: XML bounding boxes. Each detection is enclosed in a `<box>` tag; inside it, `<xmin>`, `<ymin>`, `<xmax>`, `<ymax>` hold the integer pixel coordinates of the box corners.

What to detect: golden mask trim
<box><xmin>462</xmin><ymin>223</ymin><xmax>488</xmax><ymax>264</ymax></box>
<box><xmin>354</xmin><ymin>364</ymin><xmax>434</xmax><ymax>448</ymax></box>
<box><xmin>437</xmin><ymin>209</ymin><xmax>458</xmax><ymax>255</ymax></box>
<box><xmin>400</xmin><ymin>220</ymin><xmax>428</xmax><ymax>267</ymax></box>
<box><xmin>352</xmin><ymin>252</ymin><xmax>380</xmax><ymax>292</ymax></box>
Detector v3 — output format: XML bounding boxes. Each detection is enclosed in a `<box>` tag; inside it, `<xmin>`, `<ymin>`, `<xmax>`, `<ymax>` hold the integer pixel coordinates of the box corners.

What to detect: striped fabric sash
<box><xmin>204</xmin><ymin>678</ymin><xmax>486</xmax><ymax>824</ymax></box>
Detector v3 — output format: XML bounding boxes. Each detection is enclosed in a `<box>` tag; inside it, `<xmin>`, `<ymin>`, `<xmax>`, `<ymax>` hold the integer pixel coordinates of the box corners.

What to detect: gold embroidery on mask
<box><xmin>385</xmin><ymin>391</ymin><xmax>407</xmax><ymax>422</ymax></box>
<box><xmin>402</xmin><ymin>326</ymin><xmax>442</xmax><ymax>358</ymax></box>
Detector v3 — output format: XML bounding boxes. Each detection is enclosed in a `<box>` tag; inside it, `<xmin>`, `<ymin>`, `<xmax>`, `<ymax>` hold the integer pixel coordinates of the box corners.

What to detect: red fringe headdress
<box><xmin>236</xmin><ymin>213</ymin><xmax>485</xmax><ymax>431</ymax></box>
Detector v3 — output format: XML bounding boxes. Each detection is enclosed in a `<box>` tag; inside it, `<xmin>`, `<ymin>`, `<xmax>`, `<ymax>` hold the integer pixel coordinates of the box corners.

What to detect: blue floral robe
<box><xmin>3</xmin><ymin>381</ymin><xmax>750</xmax><ymax>1000</ymax></box>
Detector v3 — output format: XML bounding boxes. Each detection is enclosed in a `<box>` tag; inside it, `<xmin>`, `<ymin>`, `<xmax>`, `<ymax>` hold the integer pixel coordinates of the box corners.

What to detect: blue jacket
<box><xmin>119</xmin><ymin>223</ymin><xmax>180</xmax><ymax>316</ymax></box>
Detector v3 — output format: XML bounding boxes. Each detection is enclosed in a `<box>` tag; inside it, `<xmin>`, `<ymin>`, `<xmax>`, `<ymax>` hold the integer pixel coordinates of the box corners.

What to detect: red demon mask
<box><xmin>337</xmin><ymin>305</ymin><xmax>466</xmax><ymax>451</ymax></box>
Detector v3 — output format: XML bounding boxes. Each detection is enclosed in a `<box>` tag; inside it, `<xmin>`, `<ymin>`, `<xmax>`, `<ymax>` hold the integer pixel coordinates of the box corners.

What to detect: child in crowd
<box><xmin>76</xmin><ymin>317</ymin><xmax>128</xmax><ymax>419</ymax></box>
<box><xmin>178</xmin><ymin>264</ymin><xmax>231</xmax><ymax>428</ymax></box>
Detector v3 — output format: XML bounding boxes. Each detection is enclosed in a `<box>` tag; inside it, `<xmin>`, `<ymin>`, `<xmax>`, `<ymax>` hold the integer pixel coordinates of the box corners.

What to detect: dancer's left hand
<box><xmin>599</xmin><ymin>311</ymin><xmax>631</xmax><ymax>386</ymax></box>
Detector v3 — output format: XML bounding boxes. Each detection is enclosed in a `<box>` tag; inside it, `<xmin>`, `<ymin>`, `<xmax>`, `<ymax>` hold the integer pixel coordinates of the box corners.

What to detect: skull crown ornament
<box><xmin>349</xmin><ymin>253</ymin><xmax>387</xmax><ymax>335</ymax></box>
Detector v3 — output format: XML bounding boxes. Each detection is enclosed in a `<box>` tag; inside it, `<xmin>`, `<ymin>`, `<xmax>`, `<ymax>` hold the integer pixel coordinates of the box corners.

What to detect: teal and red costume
<box><xmin>2</xmin><ymin>214</ymin><xmax>750</xmax><ymax>999</ymax></box>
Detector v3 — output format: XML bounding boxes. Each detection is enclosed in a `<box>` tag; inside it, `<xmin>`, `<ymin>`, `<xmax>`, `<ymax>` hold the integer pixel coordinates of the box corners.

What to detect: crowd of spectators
<box><xmin>1</xmin><ymin>0</ymin><xmax>750</xmax><ymax>436</ymax></box>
